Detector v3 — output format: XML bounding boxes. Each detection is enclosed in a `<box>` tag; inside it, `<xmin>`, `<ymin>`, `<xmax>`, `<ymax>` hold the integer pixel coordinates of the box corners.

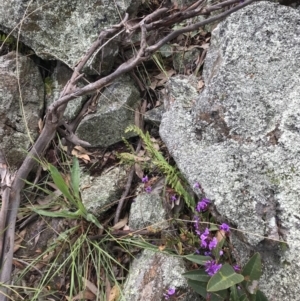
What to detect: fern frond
<box><xmin>122</xmin><ymin>137</ymin><xmax>135</xmax><ymax>153</ymax></box>
<box><xmin>126</xmin><ymin>125</ymin><xmax>195</xmax><ymax>210</ymax></box>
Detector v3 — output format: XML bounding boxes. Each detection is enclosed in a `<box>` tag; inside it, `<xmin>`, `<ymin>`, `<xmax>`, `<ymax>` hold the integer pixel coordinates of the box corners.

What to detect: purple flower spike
<box><xmin>196</xmin><ymin>198</ymin><xmax>210</xmax><ymax>212</ymax></box>
<box><xmin>219</xmin><ymin>223</ymin><xmax>230</xmax><ymax>232</ymax></box>
<box><xmin>200</xmin><ymin>228</ymin><xmax>209</xmax><ymax>248</ymax></box>
<box><xmin>205</xmin><ymin>260</ymin><xmax>222</xmax><ymax>276</ymax></box>
<box><xmin>209</xmin><ymin>237</ymin><xmax>218</xmax><ymax>250</ymax></box>
<box><xmin>142</xmin><ymin>175</ymin><xmax>149</xmax><ymax>183</ymax></box>
<box><xmin>145</xmin><ymin>186</ymin><xmax>152</xmax><ymax>193</ymax></box>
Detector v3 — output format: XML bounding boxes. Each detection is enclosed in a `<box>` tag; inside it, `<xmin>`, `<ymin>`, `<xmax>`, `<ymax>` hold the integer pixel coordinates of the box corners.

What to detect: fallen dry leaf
<box><xmin>112</xmin><ymin>215</ymin><xmax>128</xmax><ymax>230</ymax></box>
<box><xmin>134</xmin><ymin>163</ymin><xmax>144</xmax><ymax>179</ymax></box>
<box><xmin>216</xmin><ymin>230</ymin><xmax>226</xmax><ymax>243</ymax></box>
<box><xmin>14</xmin><ymin>229</ymin><xmax>26</xmax><ymax>253</ymax></box>
<box><xmin>82</xmin><ymin>276</ymin><xmax>99</xmax><ymax>296</ymax></box>
<box><xmin>158</xmin><ymin>245</ymin><xmax>166</xmax><ymax>251</ymax></box>
<box><xmin>38</xmin><ymin>118</ymin><xmax>44</xmax><ymax>132</ymax></box>
<box><xmin>197</xmin><ymin>80</ymin><xmax>204</xmax><ymax>90</ymax></box>
<box><xmin>68</xmin><ymin>289</ymin><xmax>96</xmax><ymax>301</ymax></box>
<box><xmin>108</xmin><ymin>285</ymin><xmax>120</xmax><ymax>301</ymax></box>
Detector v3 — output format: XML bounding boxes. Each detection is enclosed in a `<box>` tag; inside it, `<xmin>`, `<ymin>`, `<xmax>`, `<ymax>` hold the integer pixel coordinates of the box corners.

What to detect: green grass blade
<box><xmin>48</xmin><ymin>164</ymin><xmax>74</xmax><ymax>203</ymax></box>
<box><xmin>86</xmin><ymin>213</ymin><xmax>103</xmax><ymax>229</ymax></box>
<box><xmin>33</xmin><ymin>208</ymin><xmax>80</xmax><ymax>219</ymax></box>
<box><xmin>71</xmin><ymin>156</ymin><xmax>80</xmax><ymax>199</ymax></box>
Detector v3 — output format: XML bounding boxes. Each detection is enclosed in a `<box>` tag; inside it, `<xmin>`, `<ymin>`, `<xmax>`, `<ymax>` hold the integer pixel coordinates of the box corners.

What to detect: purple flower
<box><xmin>196</xmin><ymin>198</ymin><xmax>210</xmax><ymax>212</ymax></box>
<box><xmin>145</xmin><ymin>186</ymin><xmax>152</xmax><ymax>193</ymax></box>
<box><xmin>209</xmin><ymin>237</ymin><xmax>218</xmax><ymax>250</ymax></box>
<box><xmin>142</xmin><ymin>175</ymin><xmax>149</xmax><ymax>183</ymax></box>
<box><xmin>194</xmin><ymin>215</ymin><xmax>200</xmax><ymax>231</ymax></box>
<box><xmin>170</xmin><ymin>195</ymin><xmax>177</xmax><ymax>202</ymax></box>
<box><xmin>201</xmin><ymin>239</ymin><xmax>208</xmax><ymax>248</ymax></box>
<box><xmin>205</xmin><ymin>260</ymin><xmax>222</xmax><ymax>276</ymax></box>
<box><xmin>219</xmin><ymin>223</ymin><xmax>230</xmax><ymax>232</ymax></box>
<box><xmin>200</xmin><ymin>228</ymin><xmax>209</xmax><ymax>239</ymax></box>
<box><xmin>233</xmin><ymin>264</ymin><xmax>241</xmax><ymax>272</ymax></box>
<box><xmin>200</xmin><ymin>228</ymin><xmax>209</xmax><ymax>248</ymax></box>
<box><xmin>193</xmin><ymin>182</ymin><xmax>201</xmax><ymax>189</ymax></box>
<box><xmin>163</xmin><ymin>287</ymin><xmax>176</xmax><ymax>299</ymax></box>
<box><xmin>219</xmin><ymin>250</ymin><xmax>224</xmax><ymax>256</ymax></box>
<box><xmin>204</xmin><ymin>251</ymin><xmax>211</xmax><ymax>256</ymax></box>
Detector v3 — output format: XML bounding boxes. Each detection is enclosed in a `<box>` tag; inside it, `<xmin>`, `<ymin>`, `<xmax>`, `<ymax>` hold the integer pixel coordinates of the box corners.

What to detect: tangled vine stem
<box><xmin>0</xmin><ymin>0</ymin><xmax>256</xmax><ymax>299</ymax></box>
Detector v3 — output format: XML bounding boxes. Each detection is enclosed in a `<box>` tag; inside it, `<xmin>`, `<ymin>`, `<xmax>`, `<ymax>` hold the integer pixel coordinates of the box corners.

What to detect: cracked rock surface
<box><xmin>160</xmin><ymin>2</ymin><xmax>300</xmax><ymax>299</ymax></box>
<box><xmin>0</xmin><ymin>51</ymin><xmax>44</xmax><ymax>169</ymax></box>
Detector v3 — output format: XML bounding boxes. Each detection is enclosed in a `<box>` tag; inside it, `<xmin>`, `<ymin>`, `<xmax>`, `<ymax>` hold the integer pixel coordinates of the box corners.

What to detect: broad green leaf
<box><xmin>183</xmin><ymin>269</ymin><xmax>210</xmax><ymax>282</ymax></box>
<box><xmin>187</xmin><ymin>280</ymin><xmax>227</xmax><ymax>301</ymax></box>
<box><xmin>187</xmin><ymin>279</ymin><xmax>207</xmax><ymax>298</ymax></box>
<box><xmin>48</xmin><ymin>164</ymin><xmax>74</xmax><ymax>203</ymax></box>
<box><xmin>230</xmin><ymin>285</ymin><xmax>239</xmax><ymax>301</ymax></box>
<box><xmin>71</xmin><ymin>156</ymin><xmax>80</xmax><ymax>199</ymax></box>
<box><xmin>239</xmin><ymin>294</ymin><xmax>249</xmax><ymax>301</ymax></box>
<box><xmin>207</xmin><ymin>263</ymin><xmax>244</xmax><ymax>292</ymax></box>
<box><xmin>86</xmin><ymin>213</ymin><xmax>103</xmax><ymax>229</ymax></box>
<box><xmin>242</xmin><ymin>253</ymin><xmax>262</xmax><ymax>281</ymax></box>
<box><xmin>185</xmin><ymin>254</ymin><xmax>211</xmax><ymax>265</ymax></box>
<box><xmin>255</xmin><ymin>290</ymin><xmax>268</xmax><ymax>301</ymax></box>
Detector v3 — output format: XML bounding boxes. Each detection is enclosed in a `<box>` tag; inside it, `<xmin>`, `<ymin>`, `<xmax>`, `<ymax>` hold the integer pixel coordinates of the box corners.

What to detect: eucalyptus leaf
<box><xmin>207</xmin><ymin>264</ymin><xmax>244</xmax><ymax>292</ymax></box>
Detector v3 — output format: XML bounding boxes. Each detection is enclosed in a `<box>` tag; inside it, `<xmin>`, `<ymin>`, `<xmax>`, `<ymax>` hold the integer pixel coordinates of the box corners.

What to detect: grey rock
<box><xmin>45</xmin><ymin>62</ymin><xmax>86</xmax><ymax>121</ymax></box>
<box><xmin>0</xmin><ymin>51</ymin><xmax>44</xmax><ymax>169</ymax></box>
<box><xmin>0</xmin><ymin>0</ymin><xmax>140</xmax><ymax>74</ymax></box>
<box><xmin>80</xmin><ymin>166</ymin><xmax>128</xmax><ymax>217</ymax></box>
<box><xmin>75</xmin><ymin>75</ymin><xmax>140</xmax><ymax>147</ymax></box>
<box><xmin>163</xmin><ymin>75</ymin><xmax>198</xmax><ymax>110</ymax></box>
<box><xmin>144</xmin><ymin>106</ymin><xmax>165</xmax><ymax>125</ymax></box>
<box><xmin>129</xmin><ymin>192</ymin><xmax>168</xmax><ymax>230</ymax></box>
<box><xmin>159</xmin><ymin>2</ymin><xmax>300</xmax><ymax>300</ymax></box>
<box><xmin>122</xmin><ymin>249</ymin><xmax>199</xmax><ymax>301</ymax></box>
<box><xmin>173</xmin><ymin>48</ymin><xmax>200</xmax><ymax>74</ymax></box>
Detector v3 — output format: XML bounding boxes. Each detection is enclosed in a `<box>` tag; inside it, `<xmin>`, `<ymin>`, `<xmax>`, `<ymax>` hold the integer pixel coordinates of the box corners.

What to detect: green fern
<box><xmin>125</xmin><ymin>125</ymin><xmax>195</xmax><ymax>210</ymax></box>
